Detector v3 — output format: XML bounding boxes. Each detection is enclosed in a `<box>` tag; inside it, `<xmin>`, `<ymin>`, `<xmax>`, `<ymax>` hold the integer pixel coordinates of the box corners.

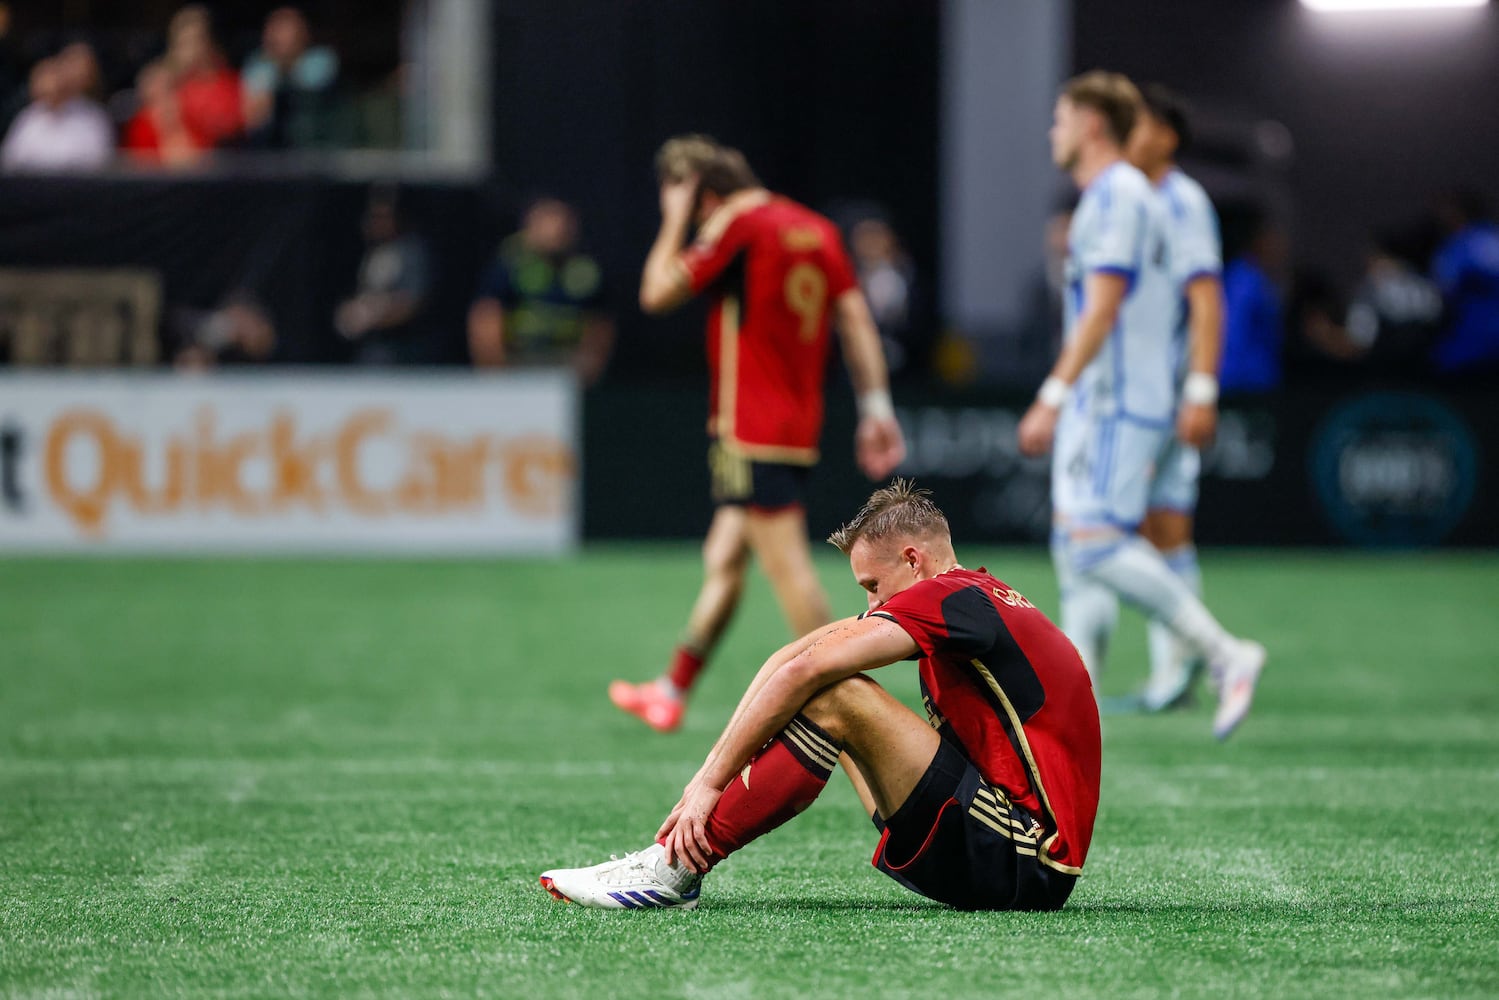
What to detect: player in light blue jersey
<box><xmin>1017</xmin><ymin>72</ymin><xmax>1263</xmax><ymax>740</ymax></box>
<box><xmin>1114</xmin><ymin>84</ymin><xmax>1228</xmax><ymax>712</ymax></box>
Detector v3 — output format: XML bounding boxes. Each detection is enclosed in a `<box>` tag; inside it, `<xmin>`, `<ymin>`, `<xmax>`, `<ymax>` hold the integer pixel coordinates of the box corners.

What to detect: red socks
<box><xmin>666</xmin><ymin>645</ymin><xmax>707</xmax><ymax>694</ymax></box>
<box><xmin>699</xmin><ymin>714</ymin><xmax>842</xmax><ymax>868</ymax></box>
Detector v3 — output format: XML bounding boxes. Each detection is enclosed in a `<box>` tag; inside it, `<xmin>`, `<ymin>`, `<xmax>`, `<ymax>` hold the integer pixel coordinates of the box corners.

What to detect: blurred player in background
<box><xmin>1017</xmin><ymin>72</ymin><xmax>1263</xmax><ymax>740</ymax></box>
<box><xmin>608</xmin><ymin>135</ymin><xmax>905</xmax><ymax>733</ymax></box>
<box><xmin>543</xmin><ymin>481</ymin><xmax>1099</xmax><ymax>911</ymax></box>
<box><xmin>1113</xmin><ymin>83</ymin><xmax>1225</xmax><ymax>713</ymax></box>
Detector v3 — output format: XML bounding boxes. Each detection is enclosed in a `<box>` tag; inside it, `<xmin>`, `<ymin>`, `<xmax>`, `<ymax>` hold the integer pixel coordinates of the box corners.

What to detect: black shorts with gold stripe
<box><xmin>870</xmin><ymin>738</ymin><xmax>1077</xmax><ymax>911</ymax></box>
<box><xmin>708</xmin><ymin>440</ymin><xmax>810</xmax><ymax>512</ymax></box>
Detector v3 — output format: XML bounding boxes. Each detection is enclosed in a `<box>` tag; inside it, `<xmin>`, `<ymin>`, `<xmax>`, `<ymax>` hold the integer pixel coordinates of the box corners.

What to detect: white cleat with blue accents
<box><xmin>540</xmin><ymin>843</ymin><xmax>703</xmax><ymax>910</ymax></box>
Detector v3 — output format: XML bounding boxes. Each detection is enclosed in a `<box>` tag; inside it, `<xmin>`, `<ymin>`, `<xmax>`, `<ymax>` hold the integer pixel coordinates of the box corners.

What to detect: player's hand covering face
<box><xmin>659</xmin><ymin>173</ymin><xmax>700</xmax><ymax>221</ymax></box>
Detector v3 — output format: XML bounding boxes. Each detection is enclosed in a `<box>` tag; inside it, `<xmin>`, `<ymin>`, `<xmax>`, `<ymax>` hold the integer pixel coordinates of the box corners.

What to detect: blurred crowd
<box><xmin>169</xmin><ymin>186</ymin><xmax>930</xmax><ymax>390</ymax></box>
<box><xmin>0</xmin><ymin>3</ymin><xmax>397</xmax><ymax>172</ymax></box>
<box><xmin>0</xmin><ymin>19</ymin><xmax>1494</xmax><ymax>392</ymax></box>
<box><xmin>1219</xmin><ymin>188</ymin><xmax>1499</xmax><ymax>393</ymax></box>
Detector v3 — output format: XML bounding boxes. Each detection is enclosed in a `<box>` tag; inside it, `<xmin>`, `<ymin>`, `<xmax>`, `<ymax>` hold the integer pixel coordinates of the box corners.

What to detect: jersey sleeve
<box><xmin>824</xmin><ymin>227</ymin><xmax>859</xmax><ymax>299</ymax></box>
<box><xmin>1170</xmin><ymin>182</ymin><xmax>1223</xmax><ymax>286</ymax></box>
<box><xmin>867</xmin><ymin>583</ymin><xmax>1005</xmax><ymax>660</ymax></box>
<box><xmin>678</xmin><ymin>210</ymin><xmax>753</xmax><ymax>293</ymax></box>
<box><xmin>1078</xmin><ymin>178</ymin><xmax>1147</xmax><ymax>280</ymax></box>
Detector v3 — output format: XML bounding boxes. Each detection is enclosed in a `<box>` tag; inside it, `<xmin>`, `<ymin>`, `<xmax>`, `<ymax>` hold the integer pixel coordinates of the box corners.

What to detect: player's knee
<box><xmin>1143</xmin><ymin>510</ymin><xmax>1192</xmax><ymax>550</ymax></box>
<box><xmin>801</xmin><ymin>673</ymin><xmax>880</xmax><ymax>736</ymax></box>
<box><xmin>1055</xmin><ymin>525</ymin><xmax>1128</xmax><ymax>579</ymax></box>
<box><xmin>702</xmin><ymin>537</ymin><xmax>749</xmax><ymax>580</ymax></box>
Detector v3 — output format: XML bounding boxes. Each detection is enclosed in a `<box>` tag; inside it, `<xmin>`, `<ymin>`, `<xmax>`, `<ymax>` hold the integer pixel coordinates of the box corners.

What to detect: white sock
<box><xmin>1145</xmin><ymin>544</ymin><xmax>1202</xmax><ymax>705</ymax></box>
<box><xmin>1080</xmin><ymin>535</ymin><xmax>1236</xmax><ymax>666</ymax></box>
<box><xmin>1053</xmin><ymin>534</ymin><xmax>1119</xmax><ymax>682</ymax></box>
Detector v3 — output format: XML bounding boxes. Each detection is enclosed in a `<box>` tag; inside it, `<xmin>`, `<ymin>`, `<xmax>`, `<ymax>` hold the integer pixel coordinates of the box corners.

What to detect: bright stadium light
<box><xmin>1300</xmin><ymin>0</ymin><xmax>1486</xmax><ymax>10</ymax></box>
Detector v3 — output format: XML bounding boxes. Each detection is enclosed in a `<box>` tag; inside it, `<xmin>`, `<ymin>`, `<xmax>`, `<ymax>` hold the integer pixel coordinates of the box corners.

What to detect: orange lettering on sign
<box><xmin>500</xmin><ymin>436</ymin><xmax>576</xmax><ymax>517</ymax></box>
<box><xmin>44</xmin><ymin>409</ymin><xmax>115</xmax><ymax>535</ymax></box>
<box><xmin>40</xmin><ymin>403</ymin><xmax>577</xmax><ymax>535</ymax></box>
<box><xmin>335</xmin><ymin>409</ymin><xmax>390</xmax><ymax>516</ymax></box>
<box><xmin>269</xmin><ymin>413</ymin><xmax>325</xmax><ymax>510</ymax></box>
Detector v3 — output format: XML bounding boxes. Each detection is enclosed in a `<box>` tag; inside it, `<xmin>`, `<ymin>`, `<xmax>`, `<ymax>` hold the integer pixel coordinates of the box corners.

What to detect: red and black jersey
<box><xmin>868</xmin><ymin>567</ymin><xmax>1101</xmax><ymax>875</ymax></box>
<box><xmin>676</xmin><ymin>191</ymin><xmax>858</xmax><ymax>465</ymax></box>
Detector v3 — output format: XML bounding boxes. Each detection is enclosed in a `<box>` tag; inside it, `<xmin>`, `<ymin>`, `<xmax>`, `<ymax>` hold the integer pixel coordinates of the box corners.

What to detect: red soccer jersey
<box><xmin>868</xmin><ymin>567</ymin><xmax>1102</xmax><ymax>875</ymax></box>
<box><xmin>676</xmin><ymin>192</ymin><xmax>858</xmax><ymax>464</ymax></box>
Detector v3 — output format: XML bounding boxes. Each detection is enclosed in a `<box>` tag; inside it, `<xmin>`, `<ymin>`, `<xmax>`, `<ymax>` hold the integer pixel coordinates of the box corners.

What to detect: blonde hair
<box><xmin>828</xmin><ymin>479</ymin><xmax>950</xmax><ymax>555</ymax></box>
<box><xmin>654</xmin><ymin>134</ymin><xmax>760</xmax><ymax>195</ymax></box>
<box><xmin>1063</xmin><ymin>70</ymin><xmax>1142</xmax><ymax>147</ymax></box>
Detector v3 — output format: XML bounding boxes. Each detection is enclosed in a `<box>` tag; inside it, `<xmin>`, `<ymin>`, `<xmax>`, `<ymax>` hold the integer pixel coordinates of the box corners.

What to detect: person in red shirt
<box><xmin>543</xmin><ymin>481</ymin><xmax>1101</xmax><ymax>911</ymax></box>
<box><xmin>121</xmin><ymin>60</ymin><xmax>206</xmax><ymax>168</ymax></box>
<box><xmin>165</xmin><ymin>5</ymin><xmax>244</xmax><ymax>149</ymax></box>
<box><xmin>609</xmin><ymin>135</ymin><xmax>906</xmax><ymax>733</ymax></box>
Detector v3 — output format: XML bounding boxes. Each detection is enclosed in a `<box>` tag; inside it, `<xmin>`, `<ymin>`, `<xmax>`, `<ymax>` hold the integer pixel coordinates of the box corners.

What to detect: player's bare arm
<box><xmin>658</xmin><ymin>616</ymin><xmax>918</xmax><ymax>871</ymax></box>
<box><xmin>1018</xmin><ymin>270</ymin><xmax>1129</xmax><ymax>457</ymax></box>
<box><xmin>833</xmin><ymin>289</ymin><xmax>907</xmax><ymax>479</ymax></box>
<box><xmin>1178</xmin><ymin>274</ymin><xmax>1224</xmax><ymax>449</ymax></box>
<box><xmin>639</xmin><ymin>175</ymin><xmax>699</xmax><ymax>314</ymax></box>
<box><xmin>466</xmin><ymin>298</ymin><xmax>507</xmax><ymax>366</ymax></box>
<box><xmin>655</xmin><ymin>619</ymin><xmax>853</xmax><ymax>834</ymax></box>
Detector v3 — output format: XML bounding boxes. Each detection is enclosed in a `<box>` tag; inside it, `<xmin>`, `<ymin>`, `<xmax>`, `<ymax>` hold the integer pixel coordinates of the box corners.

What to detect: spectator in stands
<box><xmin>468</xmin><ymin>197</ymin><xmax>613</xmax><ymax>384</ymax></box>
<box><xmin>1333</xmin><ymin>226</ymin><xmax>1444</xmax><ymax>373</ymax></box>
<box><xmin>850</xmin><ymin>215</ymin><xmax>918</xmax><ymax>375</ymax></box>
<box><xmin>172</xmin><ymin>291</ymin><xmax>278</xmax><ymax>370</ymax></box>
<box><xmin>121</xmin><ymin>60</ymin><xmax>204</xmax><ymax>168</ymax></box>
<box><xmin>335</xmin><ymin>186</ymin><xmax>432</xmax><ymax>365</ymax></box>
<box><xmin>1220</xmin><ymin>214</ymin><xmax>1287</xmax><ymax>395</ymax></box>
<box><xmin>0</xmin><ymin>45</ymin><xmax>113</xmax><ymax>172</ymax></box>
<box><xmin>242</xmin><ymin>7</ymin><xmax>344</xmax><ymax>150</ymax></box>
<box><xmin>1430</xmin><ymin>189</ymin><xmax>1499</xmax><ymax>378</ymax></box>
<box><xmin>166</xmin><ymin>5</ymin><xmax>244</xmax><ymax>149</ymax></box>
<box><xmin>0</xmin><ymin>3</ymin><xmax>30</xmax><ymax>137</ymax></box>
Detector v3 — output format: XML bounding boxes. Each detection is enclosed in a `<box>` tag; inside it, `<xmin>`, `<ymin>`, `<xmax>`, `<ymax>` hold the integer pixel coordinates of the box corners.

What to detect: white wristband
<box><xmin>857</xmin><ymin>389</ymin><xmax>895</xmax><ymax>422</ymax></box>
<box><xmin>1037</xmin><ymin>377</ymin><xmax>1070</xmax><ymax>409</ymax></box>
<box><xmin>1182</xmin><ymin>373</ymin><xmax>1219</xmax><ymax>406</ymax></box>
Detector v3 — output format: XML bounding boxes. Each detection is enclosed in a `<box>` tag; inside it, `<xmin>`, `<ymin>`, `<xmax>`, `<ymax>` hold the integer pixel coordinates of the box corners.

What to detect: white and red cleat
<box><xmin>540</xmin><ymin>844</ymin><xmax>702</xmax><ymax>910</ymax></box>
<box><xmin>1212</xmin><ymin>640</ymin><xmax>1266</xmax><ymax>741</ymax></box>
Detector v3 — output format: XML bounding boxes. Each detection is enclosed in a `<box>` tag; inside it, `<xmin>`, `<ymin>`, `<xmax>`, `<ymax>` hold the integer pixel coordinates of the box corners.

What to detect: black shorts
<box><xmin>871</xmin><ymin>738</ymin><xmax>1077</xmax><ymax>911</ymax></box>
<box><xmin>708</xmin><ymin>441</ymin><xmax>810</xmax><ymax>512</ymax></box>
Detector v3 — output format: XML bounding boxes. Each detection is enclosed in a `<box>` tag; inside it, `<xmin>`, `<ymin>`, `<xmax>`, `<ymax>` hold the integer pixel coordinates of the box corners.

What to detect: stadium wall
<box><xmin>585</xmin><ymin>383</ymin><xmax>1497</xmax><ymax>550</ymax></box>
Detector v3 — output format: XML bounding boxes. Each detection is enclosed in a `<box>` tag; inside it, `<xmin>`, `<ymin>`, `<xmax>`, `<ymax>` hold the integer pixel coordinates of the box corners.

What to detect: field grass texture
<box><xmin>3</xmin><ymin>549</ymin><xmax>1497</xmax><ymax>998</ymax></box>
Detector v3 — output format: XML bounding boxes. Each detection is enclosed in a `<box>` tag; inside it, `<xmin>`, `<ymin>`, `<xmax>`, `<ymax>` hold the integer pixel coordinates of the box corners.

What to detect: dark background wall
<box><xmin>488</xmin><ymin>0</ymin><xmax>942</xmax><ymax>379</ymax></box>
<box><xmin>1073</xmin><ymin>0</ymin><xmax>1499</xmax><ymax>284</ymax></box>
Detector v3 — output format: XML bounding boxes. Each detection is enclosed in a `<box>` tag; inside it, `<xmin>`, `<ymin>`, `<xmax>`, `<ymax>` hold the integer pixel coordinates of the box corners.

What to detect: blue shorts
<box><xmin>1052</xmin><ymin>401</ymin><xmax>1195</xmax><ymax>529</ymax></box>
<box><xmin>1147</xmin><ymin>434</ymin><xmax>1200</xmax><ymax>515</ymax></box>
<box><xmin>871</xmin><ymin>739</ymin><xmax>1077</xmax><ymax>911</ymax></box>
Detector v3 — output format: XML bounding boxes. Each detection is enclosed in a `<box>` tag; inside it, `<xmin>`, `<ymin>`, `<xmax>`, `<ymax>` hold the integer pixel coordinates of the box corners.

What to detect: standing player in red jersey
<box><xmin>608</xmin><ymin>135</ymin><xmax>906</xmax><ymax>732</ymax></box>
<box><xmin>543</xmin><ymin>481</ymin><xmax>1101</xmax><ymax>910</ymax></box>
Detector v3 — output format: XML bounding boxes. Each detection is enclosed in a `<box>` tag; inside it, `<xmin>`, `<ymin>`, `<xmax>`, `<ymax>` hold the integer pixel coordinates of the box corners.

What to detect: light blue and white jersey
<box><xmin>1156</xmin><ymin>168</ymin><xmax>1223</xmax><ymax>388</ymax></box>
<box><xmin>1063</xmin><ymin>161</ymin><xmax>1178</xmax><ymax>425</ymax></box>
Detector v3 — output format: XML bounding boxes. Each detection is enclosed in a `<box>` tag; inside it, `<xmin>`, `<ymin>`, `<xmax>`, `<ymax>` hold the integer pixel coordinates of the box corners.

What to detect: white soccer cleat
<box><xmin>539</xmin><ymin>843</ymin><xmax>703</xmax><ymax>910</ymax></box>
<box><xmin>1212</xmin><ymin>640</ymin><xmax>1266</xmax><ymax>741</ymax></box>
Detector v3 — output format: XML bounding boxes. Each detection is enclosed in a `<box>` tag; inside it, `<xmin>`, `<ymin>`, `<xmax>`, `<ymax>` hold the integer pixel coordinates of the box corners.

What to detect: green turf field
<box><xmin>3</xmin><ymin>548</ymin><xmax>1497</xmax><ymax>998</ymax></box>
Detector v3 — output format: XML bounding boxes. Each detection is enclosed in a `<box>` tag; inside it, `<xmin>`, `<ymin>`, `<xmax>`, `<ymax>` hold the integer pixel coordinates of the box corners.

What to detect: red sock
<box><xmin>666</xmin><ymin>645</ymin><xmax>707</xmax><ymax>694</ymax></box>
<box><xmin>697</xmin><ymin>715</ymin><xmax>842</xmax><ymax>868</ymax></box>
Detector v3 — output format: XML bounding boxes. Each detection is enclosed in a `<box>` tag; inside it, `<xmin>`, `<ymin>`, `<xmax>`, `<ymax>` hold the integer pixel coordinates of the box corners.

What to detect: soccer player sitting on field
<box><xmin>608</xmin><ymin>135</ymin><xmax>906</xmax><ymax>733</ymax></box>
<box><xmin>543</xmin><ymin>481</ymin><xmax>1101</xmax><ymax>911</ymax></box>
